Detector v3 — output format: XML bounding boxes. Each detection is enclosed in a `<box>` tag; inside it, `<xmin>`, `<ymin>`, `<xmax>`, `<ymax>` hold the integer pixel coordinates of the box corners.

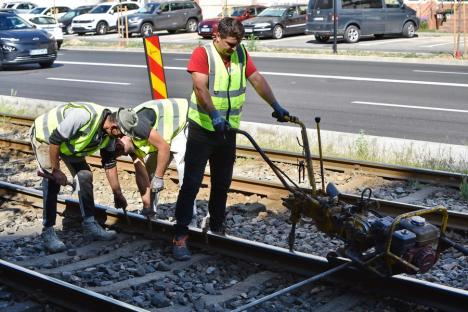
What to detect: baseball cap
<box><xmin>117</xmin><ymin>108</ymin><xmax>139</xmax><ymax>137</ymax></box>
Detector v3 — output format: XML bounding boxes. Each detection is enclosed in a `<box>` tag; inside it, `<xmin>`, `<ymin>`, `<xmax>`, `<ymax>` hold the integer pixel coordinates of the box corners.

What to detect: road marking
<box><xmin>419</xmin><ymin>42</ymin><xmax>450</xmax><ymax>48</ymax></box>
<box><xmin>173</xmin><ymin>58</ymin><xmax>189</xmax><ymax>61</ymax></box>
<box><xmin>352</xmin><ymin>101</ymin><xmax>468</xmax><ymax>113</ymax></box>
<box><xmin>47</xmin><ymin>77</ymin><xmax>131</xmax><ymax>85</ymax></box>
<box><xmin>358</xmin><ymin>38</ymin><xmax>418</xmax><ymax>46</ymax></box>
<box><xmin>413</xmin><ymin>69</ymin><xmax>468</xmax><ymax>75</ymax></box>
<box><xmin>57</xmin><ymin>61</ymin><xmax>146</xmax><ymax>68</ymax></box>
<box><xmin>261</xmin><ymin>71</ymin><xmax>468</xmax><ymax>88</ymax></box>
<box><xmin>56</xmin><ymin>61</ymin><xmax>468</xmax><ymax>88</ymax></box>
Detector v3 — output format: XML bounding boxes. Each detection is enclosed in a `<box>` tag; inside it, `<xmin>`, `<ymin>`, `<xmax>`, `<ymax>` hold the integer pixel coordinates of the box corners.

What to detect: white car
<box><xmin>26</xmin><ymin>15</ymin><xmax>63</xmax><ymax>49</ymax></box>
<box><xmin>72</xmin><ymin>1</ymin><xmax>140</xmax><ymax>35</ymax></box>
<box><xmin>1</xmin><ymin>1</ymin><xmax>36</xmax><ymax>14</ymax></box>
<box><xmin>24</xmin><ymin>6</ymin><xmax>71</xmax><ymax>20</ymax></box>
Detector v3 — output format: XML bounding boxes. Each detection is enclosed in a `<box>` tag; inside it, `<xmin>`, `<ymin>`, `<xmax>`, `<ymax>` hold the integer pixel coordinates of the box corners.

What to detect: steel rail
<box><xmin>0</xmin><ymin>259</ymin><xmax>147</xmax><ymax>312</ymax></box>
<box><xmin>1</xmin><ymin>137</ymin><xmax>466</xmax><ymax>231</ymax></box>
<box><xmin>0</xmin><ymin>181</ymin><xmax>466</xmax><ymax>312</ymax></box>
<box><xmin>2</xmin><ymin>113</ymin><xmax>464</xmax><ymax>187</ymax></box>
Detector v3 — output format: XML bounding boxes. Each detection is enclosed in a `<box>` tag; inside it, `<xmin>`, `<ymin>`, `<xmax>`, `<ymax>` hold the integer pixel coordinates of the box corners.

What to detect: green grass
<box><xmin>460</xmin><ymin>176</ymin><xmax>468</xmax><ymax>200</ymax></box>
<box><xmin>236</xmin><ymin>126</ymin><xmax>468</xmax><ymax>174</ymax></box>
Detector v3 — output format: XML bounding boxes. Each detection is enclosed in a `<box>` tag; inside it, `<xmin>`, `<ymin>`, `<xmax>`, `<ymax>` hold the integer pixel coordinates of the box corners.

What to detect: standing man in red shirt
<box><xmin>172</xmin><ymin>17</ymin><xmax>290</xmax><ymax>260</ymax></box>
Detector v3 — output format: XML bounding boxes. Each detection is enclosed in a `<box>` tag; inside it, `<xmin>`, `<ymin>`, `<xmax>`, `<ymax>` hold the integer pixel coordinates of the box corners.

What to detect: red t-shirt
<box><xmin>187</xmin><ymin>46</ymin><xmax>257</xmax><ymax>78</ymax></box>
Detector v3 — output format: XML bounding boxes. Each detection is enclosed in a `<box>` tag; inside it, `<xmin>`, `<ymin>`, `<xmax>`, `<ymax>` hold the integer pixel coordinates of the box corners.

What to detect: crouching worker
<box><xmin>114</xmin><ymin>99</ymin><xmax>197</xmax><ymax>219</ymax></box>
<box><xmin>30</xmin><ymin>102</ymin><xmax>125</xmax><ymax>253</ymax></box>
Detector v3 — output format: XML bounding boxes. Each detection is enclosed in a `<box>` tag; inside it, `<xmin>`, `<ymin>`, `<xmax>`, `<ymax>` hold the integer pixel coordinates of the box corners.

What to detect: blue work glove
<box><xmin>271</xmin><ymin>101</ymin><xmax>290</xmax><ymax>122</ymax></box>
<box><xmin>210</xmin><ymin>110</ymin><xmax>230</xmax><ymax>133</ymax></box>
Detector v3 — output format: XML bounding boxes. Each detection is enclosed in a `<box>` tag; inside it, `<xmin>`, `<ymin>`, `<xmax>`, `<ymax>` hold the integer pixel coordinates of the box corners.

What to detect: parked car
<box><xmin>26</xmin><ymin>15</ymin><xmax>63</xmax><ymax>49</ymax></box>
<box><xmin>72</xmin><ymin>1</ymin><xmax>140</xmax><ymax>36</ymax></box>
<box><xmin>58</xmin><ymin>5</ymin><xmax>95</xmax><ymax>34</ymax></box>
<box><xmin>0</xmin><ymin>12</ymin><xmax>57</xmax><ymax>70</ymax></box>
<box><xmin>306</xmin><ymin>0</ymin><xmax>420</xmax><ymax>43</ymax></box>
<box><xmin>198</xmin><ymin>5</ymin><xmax>265</xmax><ymax>39</ymax></box>
<box><xmin>1</xmin><ymin>1</ymin><xmax>36</xmax><ymax>14</ymax></box>
<box><xmin>121</xmin><ymin>0</ymin><xmax>202</xmax><ymax>37</ymax></box>
<box><xmin>242</xmin><ymin>4</ymin><xmax>308</xmax><ymax>39</ymax></box>
<box><xmin>24</xmin><ymin>6</ymin><xmax>71</xmax><ymax>20</ymax></box>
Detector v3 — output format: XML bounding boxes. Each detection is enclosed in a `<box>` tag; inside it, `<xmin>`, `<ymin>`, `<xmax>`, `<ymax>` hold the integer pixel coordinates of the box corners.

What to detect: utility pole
<box><xmin>333</xmin><ymin>0</ymin><xmax>337</xmax><ymax>53</ymax></box>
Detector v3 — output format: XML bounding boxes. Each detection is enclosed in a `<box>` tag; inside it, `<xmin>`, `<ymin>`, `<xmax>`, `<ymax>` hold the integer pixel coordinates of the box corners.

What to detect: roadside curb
<box><xmin>1</xmin><ymin>95</ymin><xmax>466</xmax><ymax>172</ymax></box>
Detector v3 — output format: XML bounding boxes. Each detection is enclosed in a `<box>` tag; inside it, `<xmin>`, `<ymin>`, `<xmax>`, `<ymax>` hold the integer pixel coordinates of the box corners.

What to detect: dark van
<box><xmin>306</xmin><ymin>0</ymin><xmax>420</xmax><ymax>43</ymax></box>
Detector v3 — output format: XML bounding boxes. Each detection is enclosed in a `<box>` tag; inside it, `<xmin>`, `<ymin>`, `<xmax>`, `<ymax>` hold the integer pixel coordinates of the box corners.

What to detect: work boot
<box><xmin>41</xmin><ymin>227</ymin><xmax>66</xmax><ymax>253</ymax></box>
<box><xmin>82</xmin><ymin>218</ymin><xmax>116</xmax><ymax>241</ymax></box>
<box><xmin>172</xmin><ymin>235</ymin><xmax>191</xmax><ymax>261</ymax></box>
<box><xmin>210</xmin><ymin>224</ymin><xmax>226</xmax><ymax>236</ymax></box>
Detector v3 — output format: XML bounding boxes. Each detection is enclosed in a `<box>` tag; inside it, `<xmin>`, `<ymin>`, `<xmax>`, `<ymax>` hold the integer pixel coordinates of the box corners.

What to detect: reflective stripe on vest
<box><xmin>132</xmin><ymin>98</ymin><xmax>188</xmax><ymax>157</ymax></box>
<box><xmin>34</xmin><ymin>102</ymin><xmax>110</xmax><ymax>157</ymax></box>
<box><xmin>189</xmin><ymin>42</ymin><xmax>247</xmax><ymax>131</ymax></box>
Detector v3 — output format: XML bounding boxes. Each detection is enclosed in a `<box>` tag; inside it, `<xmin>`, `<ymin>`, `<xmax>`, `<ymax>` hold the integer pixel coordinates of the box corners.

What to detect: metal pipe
<box><xmin>315</xmin><ymin>116</ymin><xmax>325</xmax><ymax>192</ymax></box>
<box><xmin>230</xmin><ymin>262</ymin><xmax>351</xmax><ymax>312</ymax></box>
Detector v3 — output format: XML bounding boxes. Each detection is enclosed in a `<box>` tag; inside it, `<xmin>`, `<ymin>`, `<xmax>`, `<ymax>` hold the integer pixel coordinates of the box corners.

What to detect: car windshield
<box><xmin>30</xmin><ymin>16</ymin><xmax>56</xmax><ymax>25</ymax></box>
<box><xmin>0</xmin><ymin>15</ymin><xmax>31</xmax><ymax>30</ymax></box>
<box><xmin>30</xmin><ymin>7</ymin><xmax>45</xmax><ymax>14</ymax></box>
<box><xmin>137</xmin><ymin>3</ymin><xmax>159</xmax><ymax>14</ymax></box>
<box><xmin>258</xmin><ymin>7</ymin><xmax>286</xmax><ymax>17</ymax></box>
<box><xmin>229</xmin><ymin>7</ymin><xmax>246</xmax><ymax>17</ymax></box>
<box><xmin>90</xmin><ymin>4</ymin><xmax>111</xmax><ymax>14</ymax></box>
<box><xmin>61</xmin><ymin>10</ymin><xmax>77</xmax><ymax>19</ymax></box>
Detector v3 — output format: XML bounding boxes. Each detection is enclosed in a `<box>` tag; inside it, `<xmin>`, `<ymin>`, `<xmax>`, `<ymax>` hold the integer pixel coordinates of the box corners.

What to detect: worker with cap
<box><xmin>30</xmin><ymin>102</ymin><xmax>128</xmax><ymax>253</ymax></box>
<box><xmin>172</xmin><ymin>17</ymin><xmax>291</xmax><ymax>261</ymax></box>
<box><xmin>114</xmin><ymin>99</ymin><xmax>197</xmax><ymax>218</ymax></box>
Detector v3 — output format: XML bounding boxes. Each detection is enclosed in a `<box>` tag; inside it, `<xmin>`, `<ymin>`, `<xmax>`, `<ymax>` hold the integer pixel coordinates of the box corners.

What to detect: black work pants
<box><xmin>174</xmin><ymin>123</ymin><xmax>236</xmax><ymax>236</ymax></box>
<box><xmin>43</xmin><ymin>158</ymin><xmax>95</xmax><ymax>228</ymax></box>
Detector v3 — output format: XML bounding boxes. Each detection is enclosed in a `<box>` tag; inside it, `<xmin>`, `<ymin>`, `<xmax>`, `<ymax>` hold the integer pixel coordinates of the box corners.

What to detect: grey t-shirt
<box><xmin>49</xmin><ymin>107</ymin><xmax>116</xmax><ymax>168</ymax></box>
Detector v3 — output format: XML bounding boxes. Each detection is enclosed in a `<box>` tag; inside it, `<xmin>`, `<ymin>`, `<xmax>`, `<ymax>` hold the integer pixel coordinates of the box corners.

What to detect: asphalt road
<box><xmin>0</xmin><ymin>49</ymin><xmax>467</xmax><ymax>145</ymax></box>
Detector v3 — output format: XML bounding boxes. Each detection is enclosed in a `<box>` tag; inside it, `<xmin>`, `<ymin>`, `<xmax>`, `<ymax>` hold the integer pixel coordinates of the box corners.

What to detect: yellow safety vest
<box><xmin>189</xmin><ymin>42</ymin><xmax>247</xmax><ymax>131</ymax></box>
<box><xmin>34</xmin><ymin>102</ymin><xmax>110</xmax><ymax>157</ymax></box>
<box><xmin>132</xmin><ymin>98</ymin><xmax>188</xmax><ymax>158</ymax></box>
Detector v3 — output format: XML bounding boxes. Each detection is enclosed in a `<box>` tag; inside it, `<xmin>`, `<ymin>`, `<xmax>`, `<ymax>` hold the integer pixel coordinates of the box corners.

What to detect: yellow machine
<box><xmin>235</xmin><ymin>116</ymin><xmax>466</xmax><ymax>277</ymax></box>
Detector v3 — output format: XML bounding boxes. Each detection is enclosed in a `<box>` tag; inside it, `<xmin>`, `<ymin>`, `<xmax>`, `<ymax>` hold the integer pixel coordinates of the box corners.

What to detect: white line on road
<box><xmin>56</xmin><ymin>61</ymin><xmax>468</xmax><ymax>88</ymax></box>
<box><xmin>413</xmin><ymin>69</ymin><xmax>468</xmax><ymax>75</ymax></box>
<box><xmin>56</xmin><ymin>61</ymin><xmax>146</xmax><ymax>68</ymax></box>
<box><xmin>173</xmin><ymin>58</ymin><xmax>190</xmax><ymax>61</ymax></box>
<box><xmin>261</xmin><ymin>71</ymin><xmax>468</xmax><ymax>88</ymax></box>
<box><xmin>419</xmin><ymin>42</ymin><xmax>450</xmax><ymax>48</ymax></box>
<box><xmin>352</xmin><ymin>101</ymin><xmax>468</xmax><ymax>113</ymax></box>
<box><xmin>358</xmin><ymin>38</ymin><xmax>419</xmax><ymax>46</ymax></box>
<box><xmin>47</xmin><ymin>77</ymin><xmax>131</xmax><ymax>85</ymax></box>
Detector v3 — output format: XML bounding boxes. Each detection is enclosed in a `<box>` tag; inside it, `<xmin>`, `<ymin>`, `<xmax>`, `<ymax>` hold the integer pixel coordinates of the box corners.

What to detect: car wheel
<box><xmin>185</xmin><ymin>18</ymin><xmax>198</xmax><ymax>32</ymax></box>
<box><xmin>39</xmin><ymin>60</ymin><xmax>54</xmax><ymax>68</ymax></box>
<box><xmin>344</xmin><ymin>25</ymin><xmax>360</xmax><ymax>43</ymax></box>
<box><xmin>315</xmin><ymin>35</ymin><xmax>330</xmax><ymax>43</ymax></box>
<box><xmin>66</xmin><ymin>25</ymin><xmax>73</xmax><ymax>34</ymax></box>
<box><xmin>402</xmin><ymin>21</ymin><xmax>415</xmax><ymax>38</ymax></box>
<box><xmin>272</xmin><ymin>25</ymin><xmax>283</xmax><ymax>39</ymax></box>
<box><xmin>96</xmin><ymin>21</ymin><xmax>108</xmax><ymax>35</ymax></box>
<box><xmin>140</xmin><ymin>22</ymin><xmax>153</xmax><ymax>37</ymax></box>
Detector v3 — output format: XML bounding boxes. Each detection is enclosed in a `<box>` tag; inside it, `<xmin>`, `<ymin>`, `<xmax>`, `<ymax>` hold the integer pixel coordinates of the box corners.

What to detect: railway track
<box><xmin>0</xmin><ymin>136</ymin><xmax>466</xmax><ymax>231</ymax></box>
<box><xmin>1</xmin><ymin>113</ymin><xmax>465</xmax><ymax>187</ymax></box>
<box><xmin>0</xmin><ymin>181</ymin><xmax>467</xmax><ymax>312</ymax></box>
